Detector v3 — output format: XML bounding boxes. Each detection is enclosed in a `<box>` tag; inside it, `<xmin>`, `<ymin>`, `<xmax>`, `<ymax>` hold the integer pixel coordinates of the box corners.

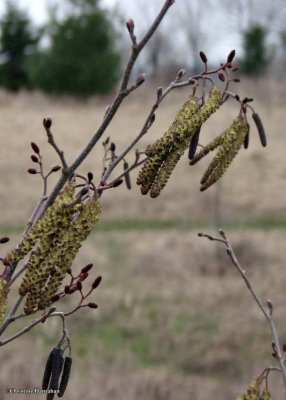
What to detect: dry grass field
<box><xmin>0</xmin><ymin>77</ymin><xmax>286</xmax><ymax>399</ymax></box>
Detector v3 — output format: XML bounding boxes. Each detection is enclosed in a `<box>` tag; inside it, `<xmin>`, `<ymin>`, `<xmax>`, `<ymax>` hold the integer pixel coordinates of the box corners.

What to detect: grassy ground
<box><xmin>0</xmin><ymin>78</ymin><xmax>285</xmax><ymax>399</ymax></box>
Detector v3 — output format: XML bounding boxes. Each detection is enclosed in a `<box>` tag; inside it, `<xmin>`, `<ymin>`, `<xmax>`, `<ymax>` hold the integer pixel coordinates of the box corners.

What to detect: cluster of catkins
<box><xmin>236</xmin><ymin>375</ymin><xmax>270</xmax><ymax>400</ymax></box>
<box><xmin>42</xmin><ymin>347</ymin><xmax>72</xmax><ymax>399</ymax></box>
<box><xmin>137</xmin><ymin>84</ymin><xmax>265</xmax><ymax>196</ymax></box>
<box><xmin>4</xmin><ymin>181</ymin><xmax>101</xmax><ymax>315</ymax></box>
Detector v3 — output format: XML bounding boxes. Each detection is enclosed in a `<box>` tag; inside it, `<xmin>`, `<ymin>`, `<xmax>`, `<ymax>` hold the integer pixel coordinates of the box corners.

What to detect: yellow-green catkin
<box><xmin>0</xmin><ymin>278</ymin><xmax>8</xmax><ymax>324</ymax></box>
<box><xmin>149</xmin><ymin>143</ymin><xmax>184</xmax><ymax>198</ymax></box>
<box><xmin>236</xmin><ymin>375</ymin><xmax>270</xmax><ymax>400</ymax></box>
<box><xmin>36</xmin><ymin>196</ymin><xmax>101</xmax><ymax>311</ymax></box>
<box><xmin>195</xmin><ymin>115</ymin><xmax>248</xmax><ymax>191</ymax></box>
<box><xmin>5</xmin><ymin>181</ymin><xmax>76</xmax><ymax>266</ymax></box>
<box><xmin>19</xmin><ymin>182</ymin><xmax>76</xmax><ymax>300</ymax></box>
<box><xmin>137</xmin><ymin>86</ymin><xmax>222</xmax><ymax>197</ymax></box>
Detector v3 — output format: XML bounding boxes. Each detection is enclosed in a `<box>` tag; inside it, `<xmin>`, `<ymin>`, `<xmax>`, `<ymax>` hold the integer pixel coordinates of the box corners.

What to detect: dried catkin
<box><xmin>252</xmin><ymin>112</ymin><xmax>267</xmax><ymax>147</ymax></box>
<box><xmin>42</xmin><ymin>349</ymin><xmax>57</xmax><ymax>390</ymax></box>
<box><xmin>123</xmin><ymin>161</ymin><xmax>132</xmax><ymax>190</ymax></box>
<box><xmin>47</xmin><ymin>348</ymin><xmax>64</xmax><ymax>400</ymax></box>
<box><xmin>58</xmin><ymin>356</ymin><xmax>72</xmax><ymax>397</ymax></box>
<box><xmin>188</xmin><ymin>127</ymin><xmax>201</xmax><ymax>160</ymax></box>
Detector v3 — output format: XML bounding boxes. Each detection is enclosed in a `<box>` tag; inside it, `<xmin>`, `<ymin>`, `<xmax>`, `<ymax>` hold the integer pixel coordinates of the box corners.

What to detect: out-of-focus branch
<box><xmin>198</xmin><ymin>229</ymin><xmax>286</xmax><ymax>391</ymax></box>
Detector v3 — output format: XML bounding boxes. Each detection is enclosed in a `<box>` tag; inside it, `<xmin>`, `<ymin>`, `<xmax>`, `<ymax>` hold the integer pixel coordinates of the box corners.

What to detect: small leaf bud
<box><xmin>199</xmin><ymin>51</ymin><xmax>208</xmax><ymax>63</ymax></box>
<box><xmin>112</xmin><ymin>179</ymin><xmax>124</xmax><ymax>188</ymax></box>
<box><xmin>126</xmin><ymin>18</ymin><xmax>134</xmax><ymax>33</ymax></box>
<box><xmin>92</xmin><ymin>276</ymin><xmax>102</xmax><ymax>289</ymax></box>
<box><xmin>28</xmin><ymin>168</ymin><xmax>38</xmax><ymax>175</ymax></box>
<box><xmin>31</xmin><ymin>155</ymin><xmax>39</xmax><ymax>163</ymax></box>
<box><xmin>218</xmin><ymin>72</ymin><xmax>225</xmax><ymax>82</ymax></box>
<box><xmin>0</xmin><ymin>237</ymin><xmax>9</xmax><ymax>244</ymax></box>
<box><xmin>43</xmin><ymin>117</ymin><xmax>52</xmax><ymax>129</ymax></box>
<box><xmin>51</xmin><ymin>165</ymin><xmax>61</xmax><ymax>172</ymax></box>
<box><xmin>88</xmin><ymin>302</ymin><xmax>98</xmax><ymax>309</ymax></box>
<box><xmin>227</xmin><ymin>49</ymin><xmax>236</xmax><ymax>63</ymax></box>
<box><xmin>136</xmin><ymin>73</ymin><xmax>146</xmax><ymax>87</ymax></box>
<box><xmin>31</xmin><ymin>142</ymin><xmax>40</xmax><ymax>154</ymax></box>
<box><xmin>81</xmin><ymin>264</ymin><xmax>93</xmax><ymax>274</ymax></box>
<box><xmin>79</xmin><ymin>272</ymin><xmax>89</xmax><ymax>282</ymax></box>
<box><xmin>87</xmin><ymin>172</ymin><xmax>93</xmax><ymax>182</ymax></box>
<box><xmin>51</xmin><ymin>293</ymin><xmax>61</xmax><ymax>303</ymax></box>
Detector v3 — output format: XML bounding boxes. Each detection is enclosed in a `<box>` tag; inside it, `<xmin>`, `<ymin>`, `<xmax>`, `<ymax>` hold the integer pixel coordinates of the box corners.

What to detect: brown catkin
<box><xmin>58</xmin><ymin>357</ymin><xmax>72</xmax><ymax>397</ymax></box>
<box><xmin>42</xmin><ymin>349</ymin><xmax>57</xmax><ymax>390</ymax></box>
<box><xmin>252</xmin><ymin>112</ymin><xmax>266</xmax><ymax>147</ymax></box>
<box><xmin>47</xmin><ymin>348</ymin><xmax>64</xmax><ymax>400</ymax></box>
<box><xmin>188</xmin><ymin>126</ymin><xmax>201</xmax><ymax>160</ymax></box>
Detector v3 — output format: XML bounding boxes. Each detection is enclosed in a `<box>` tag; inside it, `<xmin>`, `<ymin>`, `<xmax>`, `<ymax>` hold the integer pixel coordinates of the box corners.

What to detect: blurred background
<box><xmin>0</xmin><ymin>0</ymin><xmax>286</xmax><ymax>399</ymax></box>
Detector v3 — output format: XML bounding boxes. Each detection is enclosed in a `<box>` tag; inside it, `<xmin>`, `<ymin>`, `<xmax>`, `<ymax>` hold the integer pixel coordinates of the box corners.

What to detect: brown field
<box><xmin>0</xmin><ymin>78</ymin><xmax>286</xmax><ymax>399</ymax></box>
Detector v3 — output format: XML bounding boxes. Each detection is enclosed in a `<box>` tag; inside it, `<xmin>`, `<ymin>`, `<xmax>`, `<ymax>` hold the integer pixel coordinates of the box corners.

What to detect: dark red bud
<box><xmin>31</xmin><ymin>142</ymin><xmax>40</xmax><ymax>154</ymax></box>
<box><xmin>110</xmin><ymin>142</ymin><xmax>116</xmax><ymax>152</ymax></box>
<box><xmin>31</xmin><ymin>155</ymin><xmax>38</xmax><ymax>163</ymax></box>
<box><xmin>283</xmin><ymin>344</ymin><xmax>286</xmax><ymax>352</ymax></box>
<box><xmin>51</xmin><ymin>293</ymin><xmax>61</xmax><ymax>302</ymax></box>
<box><xmin>102</xmin><ymin>136</ymin><xmax>110</xmax><ymax>146</ymax></box>
<box><xmin>28</xmin><ymin>168</ymin><xmax>38</xmax><ymax>175</ymax></box>
<box><xmin>87</xmin><ymin>172</ymin><xmax>93</xmax><ymax>182</ymax></box>
<box><xmin>51</xmin><ymin>165</ymin><xmax>61</xmax><ymax>172</ymax></box>
<box><xmin>226</xmin><ymin>62</ymin><xmax>232</xmax><ymax>69</ymax></box>
<box><xmin>76</xmin><ymin>281</ymin><xmax>82</xmax><ymax>291</ymax></box>
<box><xmin>88</xmin><ymin>302</ymin><xmax>98</xmax><ymax>309</ymax></box>
<box><xmin>66</xmin><ymin>268</ymin><xmax>72</xmax><ymax>275</ymax></box>
<box><xmin>126</xmin><ymin>18</ymin><xmax>134</xmax><ymax>33</ymax></box>
<box><xmin>92</xmin><ymin>276</ymin><xmax>102</xmax><ymax>289</ymax></box>
<box><xmin>43</xmin><ymin>117</ymin><xmax>52</xmax><ymax>129</ymax></box>
<box><xmin>136</xmin><ymin>73</ymin><xmax>146</xmax><ymax>86</ymax></box>
<box><xmin>235</xmin><ymin>94</ymin><xmax>240</xmax><ymax>101</ymax></box>
<box><xmin>112</xmin><ymin>179</ymin><xmax>123</xmax><ymax>188</ymax></box>
<box><xmin>81</xmin><ymin>263</ymin><xmax>93</xmax><ymax>274</ymax></box>
<box><xmin>64</xmin><ymin>285</ymin><xmax>71</xmax><ymax>294</ymax></box>
<box><xmin>199</xmin><ymin>51</ymin><xmax>207</xmax><ymax>63</ymax></box>
<box><xmin>233</xmin><ymin>78</ymin><xmax>240</xmax><ymax>82</ymax></box>
<box><xmin>0</xmin><ymin>237</ymin><xmax>9</xmax><ymax>244</ymax></box>
<box><xmin>68</xmin><ymin>285</ymin><xmax>78</xmax><ymax>294</ymax></box>
<box><xmin>218</xmin><ymin>72</ymin><xmax>225</xmax><ymax>82</ymax></box>
<box><xmin>176</xmin><ymin>69</ymin><xmax>185</xmax><ymax>79</ymax></box>
<box><xmin>227</xmin><ymin>49</ymin><xmax>236</xmax><ymax>63</ymax></box>
<box><xmin>79</xmin><ymin>272</ymin><xmax>89</xmax><ymax>282</ymax></box>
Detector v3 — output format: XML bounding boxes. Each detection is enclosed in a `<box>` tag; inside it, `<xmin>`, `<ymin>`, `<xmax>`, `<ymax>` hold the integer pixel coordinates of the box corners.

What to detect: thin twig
<box><xmin>108</xmin><ymin>157</ymin><xmax>147</xmax><ymax>186</ymax></box>
<box><xmin>0</xmin><ymin>307</ymin><xmax>56</xmax><ymax>346</ymax></box>
<box><xmin>44</xmin><ymin>124</ymin><xmax>68</xmax><ymax>172</ymax></box>
<box><xmin>0</xmin><ymin>296</ymin><xmax>24</xmax><ymax>336</ymax></box>
<box><xmin>198</xmin><ymin>229</ymin><xmax>286</xmax><ymax>390</ymax></box>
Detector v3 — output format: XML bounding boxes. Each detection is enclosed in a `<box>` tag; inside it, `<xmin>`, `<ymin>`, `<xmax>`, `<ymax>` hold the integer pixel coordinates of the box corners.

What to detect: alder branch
<box><xmin>198</xmin><ymin>228</ymin><xmax>286</xmax><ymax>391</ymax></box>
<box><xmin>2</xmin><ymin>0</ymin><xmax>175</xmax><ymax>287</ymax></box>
<box><xmin>40</xmin><ymin>0</ymin><xmax>175</xmax><ymax>214</ymax></box>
